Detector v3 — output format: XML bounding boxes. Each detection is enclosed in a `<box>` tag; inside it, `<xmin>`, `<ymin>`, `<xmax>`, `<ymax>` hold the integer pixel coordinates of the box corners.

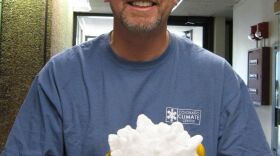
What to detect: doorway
<box><xmin>73</xmin><ymin>13</ymin><xmax>214</xmax><ymax>51</ymax></box>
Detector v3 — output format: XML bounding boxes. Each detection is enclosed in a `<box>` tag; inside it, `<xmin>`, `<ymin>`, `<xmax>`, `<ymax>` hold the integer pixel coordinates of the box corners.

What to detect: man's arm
<box><xmin>1</xmin><ymin>74</ymin><xmax>64</xmax><ymax>156</ymax></box>
<box><xmin>217</xmin><ymin>62</ymin><xmax>272</xmax><ymax>156</ymax></box>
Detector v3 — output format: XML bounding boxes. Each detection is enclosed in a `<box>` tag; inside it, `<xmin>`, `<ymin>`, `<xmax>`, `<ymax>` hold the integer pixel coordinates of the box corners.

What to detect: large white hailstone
<box><xmin>108</xmin><ymin>114</ymin><xmax>203</xmax><ymax>156</ymax></box>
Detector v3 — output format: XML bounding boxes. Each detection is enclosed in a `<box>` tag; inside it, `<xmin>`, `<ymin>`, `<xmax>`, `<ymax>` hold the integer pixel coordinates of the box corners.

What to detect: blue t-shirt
<box><xmin>1</xmin><ymin>33</ymin><xmax>272</xmax><ymax>156</ymax></box>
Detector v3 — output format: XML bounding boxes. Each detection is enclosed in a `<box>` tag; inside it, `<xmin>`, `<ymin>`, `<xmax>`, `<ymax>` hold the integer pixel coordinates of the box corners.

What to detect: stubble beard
<box><xmin>119</xmin><ymin>10</ymin><xmax>162</xmax><ymax>33</ymax></box>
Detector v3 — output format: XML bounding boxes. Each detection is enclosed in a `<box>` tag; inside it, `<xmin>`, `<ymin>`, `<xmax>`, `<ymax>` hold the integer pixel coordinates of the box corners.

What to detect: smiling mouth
<box><xmin>127</xmin><ymin>1</ymin><xmax>157</xmax><ymax>7</ymax></box>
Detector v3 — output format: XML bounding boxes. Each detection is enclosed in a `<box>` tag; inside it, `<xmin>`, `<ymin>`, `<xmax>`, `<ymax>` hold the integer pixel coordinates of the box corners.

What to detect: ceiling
<box><xmin>87</xmin><ymin>0</ymin><xmax>241</xmax><ymax>19</ymax></box>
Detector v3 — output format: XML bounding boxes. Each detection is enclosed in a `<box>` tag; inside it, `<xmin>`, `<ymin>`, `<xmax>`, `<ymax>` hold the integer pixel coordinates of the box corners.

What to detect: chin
<box><xmin>122</xmin><ymin>19</ymin><xmax>161</xmax><ymax>33</ymax></box>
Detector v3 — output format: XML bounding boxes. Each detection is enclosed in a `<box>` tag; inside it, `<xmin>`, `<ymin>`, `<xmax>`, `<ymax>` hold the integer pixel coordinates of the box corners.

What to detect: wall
<box><xmin>214</xmin><ymin>17</ymin><xmax>226</xmax><ymax>58</ymax></box>
<box><xmin>213</xmin><ymin>17</ymin><xmax>232</xmax><ymax>64</ymax></box>
<box><xmin>233</xmin><ymin>0</ymin><xmax>276</xmax><ymax>146</ymax></box>
<box><xmin>51</xmin><ymin>0</ymin><xmax>73</xmax><ymax>55</ymax></box>
<box><xmin>0</xmin><ymin>0</ymin><xmax>2</xmax><ymax>33</ymax></box>
<box><xmin>0</xmin><ymin>0</ymin><xmax>52</xmax><ymax>151</ymax></box>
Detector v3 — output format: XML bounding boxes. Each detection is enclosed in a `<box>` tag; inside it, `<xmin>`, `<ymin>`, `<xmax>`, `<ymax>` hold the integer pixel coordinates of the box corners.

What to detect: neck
<box><xmin>110</xmin><ymin>28</ymin><xmax>170</xmax><ymax>62</ymax></box>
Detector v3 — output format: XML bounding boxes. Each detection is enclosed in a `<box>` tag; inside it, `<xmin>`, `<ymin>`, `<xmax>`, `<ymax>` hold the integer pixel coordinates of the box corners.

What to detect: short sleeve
<box><xmin>217</xmin><ymin>62</ymin><xmax>272</xmax><ymax>156</ymax></box>
<box><xmin>1</xmin><ymin>72</ymin><xmax>64</xmax><ymax>155</ymax></box>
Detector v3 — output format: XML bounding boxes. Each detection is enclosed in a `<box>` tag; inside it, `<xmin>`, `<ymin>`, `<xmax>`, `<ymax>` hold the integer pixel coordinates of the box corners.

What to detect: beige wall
<box><xmin>51</xmin><ymin>0</ymin><xmax>73</xmax><ymax>55</ymax></box>
<box><xmin>214</xmin><ymin>17</ymin><xmax>226</xmax><ymax>58</ymax></box>
<box><xmin>233</xmin><ymin>0</ymin><xmax>277</xmax><ymax>146</ymax></box>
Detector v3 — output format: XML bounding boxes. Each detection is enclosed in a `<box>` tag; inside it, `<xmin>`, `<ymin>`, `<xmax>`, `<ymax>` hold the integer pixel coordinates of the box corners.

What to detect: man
<box><xmin>0</xmin><ymin>0</ymin><xmax>273</xmax><ymax>155</ymax></box>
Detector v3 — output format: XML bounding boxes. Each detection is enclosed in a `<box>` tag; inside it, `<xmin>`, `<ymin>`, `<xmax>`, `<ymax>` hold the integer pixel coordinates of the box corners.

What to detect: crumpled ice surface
<box><xmin>108</xmin><ymin>114</ymin><xmax>203</xmax><ymax>156</ymax></box>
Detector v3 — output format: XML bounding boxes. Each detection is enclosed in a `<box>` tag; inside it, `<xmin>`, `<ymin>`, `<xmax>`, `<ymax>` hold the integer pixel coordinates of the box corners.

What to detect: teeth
<box><xmin>132</xmin><ymin>1</ymin><xmax>153</xmax><ymax>7</ymax></box>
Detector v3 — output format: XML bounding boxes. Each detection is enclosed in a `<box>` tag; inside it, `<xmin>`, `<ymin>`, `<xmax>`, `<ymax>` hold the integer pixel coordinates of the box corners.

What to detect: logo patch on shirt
<box><xmin>166</xmin><ymin>107</ymin><xmax>201</xmax><ymax>125</ymax></box>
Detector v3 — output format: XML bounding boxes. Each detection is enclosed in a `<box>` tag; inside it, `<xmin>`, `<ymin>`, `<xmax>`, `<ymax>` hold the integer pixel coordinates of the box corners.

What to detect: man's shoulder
<box><xmin>51</xmin><ymin>33</ymin><xmax>108</xmax><ymax>64</ymax></box>
<box><xmin>38</xmin><ymin>34</ymin><xmax>109</xmax><ymax>84</ymax></box>
<box><xmin>170</xmin><ymin>33</ymin><xmax>227</xmax><ymax>68</ymax></box>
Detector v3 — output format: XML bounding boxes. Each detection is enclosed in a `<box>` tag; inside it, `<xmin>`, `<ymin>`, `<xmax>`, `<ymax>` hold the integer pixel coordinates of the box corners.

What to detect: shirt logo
<box><xmin>166</xmin><ymin>107</ymin><xmax>201</xmax><ymax>125</ymax></box>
